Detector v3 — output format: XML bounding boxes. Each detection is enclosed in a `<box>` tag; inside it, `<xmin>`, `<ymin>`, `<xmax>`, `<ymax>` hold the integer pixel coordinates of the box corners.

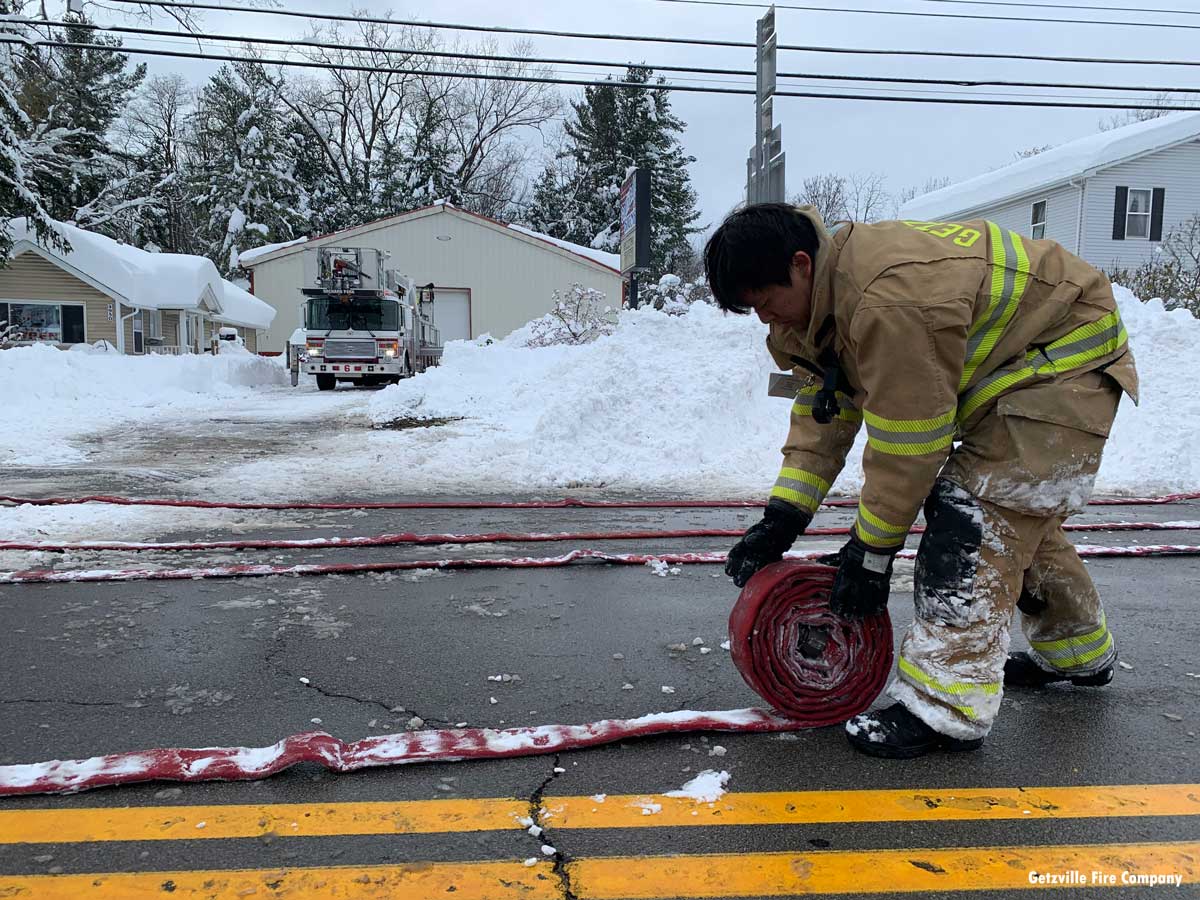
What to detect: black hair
<box><xmin>703</xmin><ymin>203</ymin><xmax>819</xmax><ymax>314</ymax></box>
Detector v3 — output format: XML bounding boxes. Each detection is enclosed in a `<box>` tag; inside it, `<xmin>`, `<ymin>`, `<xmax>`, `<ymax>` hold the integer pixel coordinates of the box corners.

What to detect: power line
<box><xmin>650</xmin><ymin>0</ymin><xmax>1200</xmax><ymax>30</ymax></box>
<box><xmin>6</xmin><ymin>35</ymin><xmax>1200</xmax><ymax>113</ymax></box>
<box><xmin>19</xmin><ymin>17</ymin><xmax>1200</xmax><ymax>96</ymax></box>
<box><xmin>99</xmin><ymin>0</ymin><xmax>1200</xmax><ymax>68</ymax></box>
<box><xmin>916</xmin><ymin>0</ymin><xmax>1200</xmax><ymax>17</ymax></box>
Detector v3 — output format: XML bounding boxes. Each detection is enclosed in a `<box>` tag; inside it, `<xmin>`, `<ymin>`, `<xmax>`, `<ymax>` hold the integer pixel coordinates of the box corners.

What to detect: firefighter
<box><xmin>707</xmin><ymin>204</ymin><xmax>1138</xmax><ymax>759</ymax></box>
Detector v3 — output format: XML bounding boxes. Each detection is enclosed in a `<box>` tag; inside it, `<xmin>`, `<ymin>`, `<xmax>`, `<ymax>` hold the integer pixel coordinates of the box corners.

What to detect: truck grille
<box><xmin>324</xmin><ymin>339</ymin><xmax>377</xmax><ymax>359</ymax></box>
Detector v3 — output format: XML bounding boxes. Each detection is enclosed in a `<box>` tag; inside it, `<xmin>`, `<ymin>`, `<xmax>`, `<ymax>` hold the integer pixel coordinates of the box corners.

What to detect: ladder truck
<box><xmin>297</xmin><ymin>247</ymin><xmax>442</xmax><ymax>391</ymax></box>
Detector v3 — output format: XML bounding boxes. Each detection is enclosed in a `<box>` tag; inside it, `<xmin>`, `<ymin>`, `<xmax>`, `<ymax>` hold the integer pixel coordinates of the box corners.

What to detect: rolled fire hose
<box><xmin>0</xmin><ymin>562</ymin><xmax>886</xmax><ymax>796</ymax></box>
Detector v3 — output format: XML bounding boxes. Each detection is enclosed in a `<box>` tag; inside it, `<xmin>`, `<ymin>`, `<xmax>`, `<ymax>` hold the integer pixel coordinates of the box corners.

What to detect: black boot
<box><xmin>1004</xmin><ymin>651</ymin><xmax>1114</xmax><ymax>688</ymax></box>
<box><xmin>845</xmin><ymin>703</ymin><xmax>983</xmax><ymax>759</ymax></box>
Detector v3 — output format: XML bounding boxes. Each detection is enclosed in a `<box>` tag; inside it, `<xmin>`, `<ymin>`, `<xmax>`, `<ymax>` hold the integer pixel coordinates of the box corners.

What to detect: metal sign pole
<box><xmin>746</xmin><ymin>6</ymin><xmax>784</xmax><ymax>205</ymax></box>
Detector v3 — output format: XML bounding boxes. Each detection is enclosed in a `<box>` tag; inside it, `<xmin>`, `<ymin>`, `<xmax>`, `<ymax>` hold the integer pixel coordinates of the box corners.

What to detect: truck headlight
<box><xmin>385</xmin><ymin>349</ymin><xmax>396</xmax><ymax>358</ymax></box>
<box><xmin>307</xmin><ymin>346</ymin><xmax>323</xmax><ymax>356</ymax></box>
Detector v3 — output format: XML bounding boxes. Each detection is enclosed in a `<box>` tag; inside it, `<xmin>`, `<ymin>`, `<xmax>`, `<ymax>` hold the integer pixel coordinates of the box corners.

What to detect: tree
<box><xmin>793</xmin><ymin>173</ymin><xmax>848</xmax><ymax>224</ymax></box>
<box><xmin>1098</xmin><ymin>94</ymin><xmax>1178</xmax><ymax>132</ymax></box>
<box><xmin>894</xmin><ymin>175</ymin><xmax>953</xmax><ymax>214</ymax></box>
<box><xmin>0</xmin><ymin>0</ymin><xmax>69</xmax><ymax>261</ymax></box>
<box><xmin>13</xmin><ymin>10</ymin><xmax>145</xmax><ymax>222</ymax></box>
<box><xmin>192</xmin><ymin>61</ymin><xmax>309</xmax><ymax>277</ymax></box>
<box><xmin>844</xmin><ymin>172</ymin><xmax>889</xmax><ymax>223</ymax></box>
<box><xmin>1106</xmin><ymin>215</ymin><xmax>1200</xmax><ymax>319</ymax></box>
<box><xmin>529</xmin><ymin>65</ymin><xmax>701</xmax><ymax>278</ymax></box>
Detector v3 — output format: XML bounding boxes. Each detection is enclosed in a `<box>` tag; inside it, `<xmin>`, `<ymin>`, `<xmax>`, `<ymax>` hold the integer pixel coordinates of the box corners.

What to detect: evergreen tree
<box><xmin>14</xmin><ymin>11</ymin><xmax>145</xmax><ymax>222</ymax></box>
<box><xmin>192</xmin><ymin>62</ymin><xmax>309</xmax><ymax>277</ymax></box>
<box><xmin>527</xmin><ymin>65</ymin><xmax>701</xmax><ymax>277</ymax></box>
<box><xmin>0</xmin><ymin>1</ymin><xmax>69</xmax><ymax>259</ymax></box>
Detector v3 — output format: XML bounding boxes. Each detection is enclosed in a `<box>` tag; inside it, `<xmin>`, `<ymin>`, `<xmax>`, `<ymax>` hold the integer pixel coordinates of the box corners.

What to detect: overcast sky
<box><xmin>72</xmin><ymin>0</ymin><xmax>1200</xmax><ymax>235</ymax></box>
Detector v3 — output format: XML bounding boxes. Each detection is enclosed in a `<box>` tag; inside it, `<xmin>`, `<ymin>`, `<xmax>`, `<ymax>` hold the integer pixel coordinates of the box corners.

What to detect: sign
<box><xmin>619</xmin><ymin>168</ymin><xmax>651</xmax><ymax>275</ymax></box>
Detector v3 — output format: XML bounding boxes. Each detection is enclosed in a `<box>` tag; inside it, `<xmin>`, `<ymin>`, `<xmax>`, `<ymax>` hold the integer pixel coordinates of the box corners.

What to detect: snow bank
<box><xmin>367</xmin><ymin>289</ymin><xmax>1200</xmax><ymax>497</ymax></box>
<box><xmin>0</xmin><ymin>345</ymin><xmax>289</xmax><ymax>465</ymax></box>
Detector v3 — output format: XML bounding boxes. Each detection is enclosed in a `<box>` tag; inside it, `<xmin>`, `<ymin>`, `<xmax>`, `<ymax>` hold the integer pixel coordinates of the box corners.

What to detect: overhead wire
<box><xmin>15</xmin><ymin>17</ymin><xmax>1200</xmax><ymax>97</ymax></box>
<box><xmin>648</xmin><ymin>0</ymin><xmax>1200</xmax><ymax>30</ymax></box>
<box><xmin>95</xmin><ymin>0</ymin><xmax>1200</xmax><ymax>66</ymax></box>
<box><xmin>914</xmin><ymin>0</ymin><xmax>1200</xmax><ymax>17</ymax></box>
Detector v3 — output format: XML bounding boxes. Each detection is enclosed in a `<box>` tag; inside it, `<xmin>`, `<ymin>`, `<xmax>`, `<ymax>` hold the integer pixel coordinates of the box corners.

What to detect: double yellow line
<box><xmin>1</xmin><ymin>783</ymin><xmax>1197</xmax><ymax>898</ymax></box>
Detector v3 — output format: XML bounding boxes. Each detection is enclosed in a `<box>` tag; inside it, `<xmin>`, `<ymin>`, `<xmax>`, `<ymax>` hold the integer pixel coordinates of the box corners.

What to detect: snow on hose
<box><xmin>729</xmin><ymin>561</ymin><xmax>892</xmax><ymax>726</ymax></box>
<box><xmin>0</xmin><ymin>564</ymin><xmax>890</xmax><ymax>796</ymax></box>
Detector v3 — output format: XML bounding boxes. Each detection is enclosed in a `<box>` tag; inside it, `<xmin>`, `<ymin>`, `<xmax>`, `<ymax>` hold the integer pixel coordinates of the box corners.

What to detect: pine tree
<box><xmin>192</xmin><ymin>62</ymin><xmax>309</xmax><ymax>277</ymax></box>
<box><xmin>0</xmin><ymin>1</ymin><xmax>69</xmax><ymax>260</ymax></box>
<box><xmin>14</xmin><ymin>11</ymin><xmax>145</xmax><ymax>222</ymax></box>
<box><xmin>526</xmin><ymin>66</ymin><xmax>701</xmax><ymax>278</ymax></box>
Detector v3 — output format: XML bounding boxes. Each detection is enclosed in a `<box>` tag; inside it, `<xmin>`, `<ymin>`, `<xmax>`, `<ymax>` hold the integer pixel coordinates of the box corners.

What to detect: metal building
<box><xmin>240</xmin><ymin>202</ymin><xmax>623</xmax><ymax>353</ymax></box>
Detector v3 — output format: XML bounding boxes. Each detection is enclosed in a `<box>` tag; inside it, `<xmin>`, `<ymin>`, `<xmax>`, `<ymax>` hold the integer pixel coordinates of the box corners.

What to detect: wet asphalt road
<box><xmin>0</xmin><ymin>404</ymin><xmax>1197</xmax><ymax>898</ymax></box>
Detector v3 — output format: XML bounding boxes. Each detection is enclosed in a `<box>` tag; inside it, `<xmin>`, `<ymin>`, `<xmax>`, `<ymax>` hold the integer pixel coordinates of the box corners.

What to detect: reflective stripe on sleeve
<box><xmin>863</xmin><ymin>408</ymin><xmax>956</xmax><ymax>456</ymax></box>
<box><xmin>959</xmin><ymin>224</ymin><xmax>1030</xmax><ymax>392</ymax></box>
<box><xmin>853</xmin><ymin>502</ymin><xmax>909</xmax><ymax>550</ymax></box>
<box><xmin>792</xmin><ymin>385</ymin><xmax>862</xmax><ymax>424</ymax></box>
<box><xmin>770</xmin><ymin>467</ymin><xmax>831</xmax><ymax>515</ymax></box>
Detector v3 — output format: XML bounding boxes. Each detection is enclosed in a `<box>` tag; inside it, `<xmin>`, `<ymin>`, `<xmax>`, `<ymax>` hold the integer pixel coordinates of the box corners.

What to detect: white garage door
<box><xmin>433</xmin><ymin>287</ymin><xmax>471</xmax><ymax>343</ymax></box>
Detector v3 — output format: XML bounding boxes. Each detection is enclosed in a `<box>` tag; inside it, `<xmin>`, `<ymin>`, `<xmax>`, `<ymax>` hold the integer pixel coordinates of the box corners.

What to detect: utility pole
<box><xmin>745</xmin><ymin>6</ymin><xmax>785</xmax><ymax>205</ymax></box>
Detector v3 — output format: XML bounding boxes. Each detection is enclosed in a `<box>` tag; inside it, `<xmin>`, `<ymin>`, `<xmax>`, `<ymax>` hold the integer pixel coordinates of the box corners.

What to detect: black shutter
<box><xmin>1150</xmin><ymin>188</ymin><xmax>1166</xmax><ymax>241</ymax></box>
<box><xmin>0</xmin><ymin>303</ymin><xmax>8</xmax><ymax>329</ymax></box>
<box><xmin>62</xmin><ymin>306</ymin><xmax>85</xmax><ymax>343</ymax></box>
<box><xmin>1112</xmin><ymin>186</ymin><xmax>1128</xmax><ymax>241</ymax></box>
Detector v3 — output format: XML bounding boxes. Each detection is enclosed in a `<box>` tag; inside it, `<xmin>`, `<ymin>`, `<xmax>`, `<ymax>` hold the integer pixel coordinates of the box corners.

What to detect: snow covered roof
<box><xmin>217</xmin><ymin>279</ymin><xmax>276</xmax><ymax>330</ymax></box>
<box><xmin>238</xmin><ymin>236</ymin><xmax>308</xmax><ymax>267</ymax></box>
<box><xmin>6</xmin><ymin>218</ymin><xmax>274</xmax><ymax>329</ymax></box>
<box><xmin>236</xmin><ymin>202</ymin><xmax>622</xmax><ymax>273</ymax></box>
<box><xmin>900</xmin><ymin>111</ymin><xmax>1200</xmax><ymax>220</ymax></box>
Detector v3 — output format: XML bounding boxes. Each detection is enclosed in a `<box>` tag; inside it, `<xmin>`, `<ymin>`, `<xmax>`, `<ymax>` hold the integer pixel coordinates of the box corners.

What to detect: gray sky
<box><xmin>73</xmin><ymin>0</ymin><xmax>1200</xmax><ymax>234</ymax></box>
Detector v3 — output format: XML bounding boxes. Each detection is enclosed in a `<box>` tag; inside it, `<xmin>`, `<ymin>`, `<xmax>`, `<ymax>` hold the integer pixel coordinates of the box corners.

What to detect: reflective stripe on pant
<box><xmin>889</xmin><ymin>491</ymin><xmax>1115</xmax><ymax>741</ymax></box>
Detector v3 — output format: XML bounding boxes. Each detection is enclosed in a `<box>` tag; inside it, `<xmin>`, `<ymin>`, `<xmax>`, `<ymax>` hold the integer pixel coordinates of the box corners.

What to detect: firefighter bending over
<box><xmin>706</xmin><ymin>204</ymin><xmax>1138</xmax><ymax>759</ymax></box>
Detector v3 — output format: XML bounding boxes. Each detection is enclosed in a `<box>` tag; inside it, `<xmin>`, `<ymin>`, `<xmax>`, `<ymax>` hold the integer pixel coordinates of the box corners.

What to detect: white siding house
<box><xmin>899</xmin><ymin>112</ymin><xmax>1200</xmax><ymax>273</ymax></box>
<box><xmin>241</xmin><ymin>202</ymin><xmax>623</xmax><ymax>353</ymax></box>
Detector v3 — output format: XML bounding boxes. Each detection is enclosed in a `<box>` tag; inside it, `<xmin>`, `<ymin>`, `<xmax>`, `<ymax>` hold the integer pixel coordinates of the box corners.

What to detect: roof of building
<box><xmin>236</xmin><ymin>201</ymin><xmax>622</xmax><ymax>274</ymax></box>
<box><xmin>899</xmin><ymin>111</ymin><xmax>1200</xmax><ymax>221</ymax></box>
<box><xmin>6</xmin><ymin>218</ymin><xmax>275</xmax><ymax>330</ymax></box>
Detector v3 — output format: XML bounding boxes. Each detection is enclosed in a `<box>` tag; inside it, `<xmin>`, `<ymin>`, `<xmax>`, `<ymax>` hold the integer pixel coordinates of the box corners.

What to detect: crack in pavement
<box><xmin>529</xmin><ymin>754</ymin><xmax>578</xmax><ymax>900</ymax></box>
<box><xmin>264</xmin><ymin>631</ymin><xmax>453</xmax><ymax>729</ymax></box>
<box><xmin>0</xmin><ymin>697</ymin><xmax>124</xmax><ymax>708</ymax></box>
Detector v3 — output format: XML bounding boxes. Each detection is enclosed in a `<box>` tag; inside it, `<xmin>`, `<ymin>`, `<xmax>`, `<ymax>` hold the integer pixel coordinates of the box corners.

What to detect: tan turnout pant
<box><xmin>887</xmin><ymin>368</ymin><xmax>1124</xmax><ymax>741</ymax></box>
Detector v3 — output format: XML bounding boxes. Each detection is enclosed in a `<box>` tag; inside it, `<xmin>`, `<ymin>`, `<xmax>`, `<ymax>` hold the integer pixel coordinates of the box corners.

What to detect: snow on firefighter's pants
<box><xmin>886</xmin><ymin>368</ymin><xmax>1124</xmax><ymax>741</ymax></box>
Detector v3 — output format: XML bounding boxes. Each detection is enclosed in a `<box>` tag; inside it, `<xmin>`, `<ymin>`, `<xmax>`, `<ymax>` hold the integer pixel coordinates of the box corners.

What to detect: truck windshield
<box><xmin>307</xmin><ymin>297</ymin><xmax>399</xmax><ymax>332</ymax></box>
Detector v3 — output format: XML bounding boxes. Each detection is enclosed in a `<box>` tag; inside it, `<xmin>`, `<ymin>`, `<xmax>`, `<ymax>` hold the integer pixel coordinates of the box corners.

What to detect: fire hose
<box><xmin>2</xmin><ymin>520</ymin><xmax>1198</xmax><ymax>554</ymax></box>
<box><xmin>3</xmin><ymin>491</ymin><xmax>1200</xmax><ymax>511</ymax></box>
<box><xmin>0</xmin><ymin>561</ymin><xmax>894</xmax><ymax>797</ymax></box>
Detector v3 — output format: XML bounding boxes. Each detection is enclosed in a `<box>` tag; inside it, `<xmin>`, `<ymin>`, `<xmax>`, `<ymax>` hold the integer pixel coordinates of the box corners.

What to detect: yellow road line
<box><xmin>0</xmin><ymin>859</ymin><xmax>561</xmax><ymax>899</ymax></box>
<box><xmin>1</xmin><ymin>842</ymin><xmax>1195</xmax><ymax>898</ymax></box>
<box><xmin>544</xmin><ymin>783</ymin><xmax>1200</xmax><ymax>830</ymax></box>
<box><xmin>3</xmin><ymin>783</ymin><xmax>1196</xmax><ymax>845</ymax></box>
<box><xmin>0</xmin><ymin>797</ymin><xmax>531</xmax><ymax>844</ymax></box>
<box><xmin>569</xmin><ymin>841</ymin><xmax>1200</xmax><ymax>898</ymax></box>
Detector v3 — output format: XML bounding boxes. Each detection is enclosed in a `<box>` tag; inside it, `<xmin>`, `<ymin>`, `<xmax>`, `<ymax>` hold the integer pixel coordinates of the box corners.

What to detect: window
<box><xmin>132</xmin><ymin>309</ymin><xmax>144</xmax><ymax>354</ymax></box>
<box><xmin>0</xmin><ymin>301</ymin><xmax>85</xmax><ymax>343</ymax></box>
<box><xmin>1126</xmin><ymin>189</ymin><xmax>1152</xmax><ymax>239</ymax></box>
<box><xmin>1031</xmin><ymin>200</ymin><xmax>1047</xmax><ymax>240</ymax></box>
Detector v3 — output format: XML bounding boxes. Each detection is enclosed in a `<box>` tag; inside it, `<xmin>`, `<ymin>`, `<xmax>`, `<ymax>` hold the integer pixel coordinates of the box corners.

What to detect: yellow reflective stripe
<box><xmin>793</xmin><ymin>387</ymin><xmax>862</xmax><ymax>424</ymax></box>
<box><xmin>854</xmin><ymin>503</ymin><xmax>908</xmax><ymax>549</ymax></box>
<box><xmin>1030</xmin><ymin>615</ymin><xmax>1108</xmax><ymax>654</ymax></box>
<box><xmin>960</xmin><ymin>224</ymin><xmax>1030</xmax><ymax>392</ymax></box>
<box><xmin>863</xmin><ymin>409</ymin><xmax>956</xmax><ymax>456</ymax></box>
<box><xmin>898</xmin><ymin>658</ymin><xmax>1002</xmax><ymax>721</ymax></box>
<box><xmin>957</xmin><ymin>364</ymin><xmax>1035</xmax><ymax>423</ymax></box>
<box><xmin>772</xmin><ymin>467</ymin><xmax>831</xmax><ymax>514</ymax></box>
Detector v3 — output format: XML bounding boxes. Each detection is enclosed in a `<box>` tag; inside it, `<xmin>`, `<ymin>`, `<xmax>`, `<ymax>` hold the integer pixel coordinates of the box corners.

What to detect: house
<box><xmin>239</xmin><ymin>201</ymin><xmax>623</xmax><ymax>353</ymax></box>
<box><xmin>1</xmin><ymin>218</ymin><xmax>275</xmax><ymax>353</ymax></box>
<box><xmin>899</xmin><ymin>112</ymin><xmax>1200</xmax><ymax>273</ymax></box>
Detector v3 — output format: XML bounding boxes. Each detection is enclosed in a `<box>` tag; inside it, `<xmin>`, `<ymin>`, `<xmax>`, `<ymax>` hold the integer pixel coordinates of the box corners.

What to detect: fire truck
<box><xmin>298</xmin><ymin>247</ymin><xmax>442</xmax><ymax>391</ymax></box>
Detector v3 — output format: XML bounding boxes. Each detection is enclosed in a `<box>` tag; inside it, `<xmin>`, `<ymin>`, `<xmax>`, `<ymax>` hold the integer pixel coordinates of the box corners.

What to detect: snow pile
<box><xmin>665</xmin><ymin>769</ymin><xmax>731</xmax><ymax>802</ymax></box>
<box><xmin>0</xmin><ymin>344</ymin><xmax>289</xmax><ymax>465</ymax></box>
<box><xmin>365</xmin><ymin>286</ymin><xmax>1200</xmax><ymax>496</ymax></box>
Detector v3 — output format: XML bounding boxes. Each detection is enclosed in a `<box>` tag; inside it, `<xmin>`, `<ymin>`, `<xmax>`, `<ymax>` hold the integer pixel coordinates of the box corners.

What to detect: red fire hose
<box><xmin>729</xmin><ymin>562</ymin><xmax>892</xmax><ymax>726</ymax></box>
<box><xmin>0</xmin><ymin>563</ymin><xmax>887</xmax><ymax>796</ymax></box>
<box><xmin>3</xmin><ymin>491</ymin><xmax>1199</xmax><ymax>511</ymax></box>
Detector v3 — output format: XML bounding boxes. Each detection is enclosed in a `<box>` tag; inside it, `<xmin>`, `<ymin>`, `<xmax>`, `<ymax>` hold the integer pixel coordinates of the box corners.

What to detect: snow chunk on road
<box><xmin>666</xmin><ymin>769</ymin><xmax>730</xmax><ymax>802</ymax></box>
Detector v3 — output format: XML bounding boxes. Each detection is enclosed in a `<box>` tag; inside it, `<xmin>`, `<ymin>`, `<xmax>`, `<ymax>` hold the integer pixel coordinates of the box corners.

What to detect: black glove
<box><xmin>826</xmin><ymin>535</ymin><xmax>896</xmax><ymax>618</ymax></box>
<box><xmin>726</xmin><ymin>499</ymin><xmax>811</xmax><ymax>588</ymax></box>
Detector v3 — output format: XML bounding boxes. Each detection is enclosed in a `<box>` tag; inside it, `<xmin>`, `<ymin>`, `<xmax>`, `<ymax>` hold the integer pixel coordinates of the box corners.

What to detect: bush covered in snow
<box><xmin>636</xmin><ymin>273</ymin><xmax>713</xmax><ymax>316</ymax></box>
<box><xmin>1106</xmin><ymin>215</ymin><xmax>1200</xmax><ymax>319</ymax></box>
<box><xmin>523</xmin><ymin>283</ymin><xmax>616</xmax><ymax>347</ymax></box>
